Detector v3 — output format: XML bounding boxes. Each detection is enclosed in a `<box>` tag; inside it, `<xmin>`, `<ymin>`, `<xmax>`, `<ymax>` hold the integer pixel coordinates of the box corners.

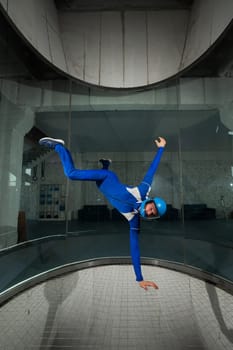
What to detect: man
<box><xmin>39</xmin><ymin>136</ymin><xmax>167</xmax><ymax>290</ymax></box>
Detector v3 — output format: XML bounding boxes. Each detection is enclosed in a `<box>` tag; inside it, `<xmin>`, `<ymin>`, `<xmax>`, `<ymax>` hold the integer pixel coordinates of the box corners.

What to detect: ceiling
<box><xmin>53</xmin><ymin>1</ymin><xmax>233</xmax><ymax>80</ymax></box>
<box><xmin>54</xmin><ymin>0</ymin><xmax>194</xmax><ymax>12</ymax></box>
<box><xmin>1</xmin><ymin>1</ymin><xmax>233</xmax><ymax>82</ymax></box>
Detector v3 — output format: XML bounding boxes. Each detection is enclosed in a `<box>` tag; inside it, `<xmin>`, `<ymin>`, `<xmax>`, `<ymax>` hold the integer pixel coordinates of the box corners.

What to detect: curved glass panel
<box><xmin>180</xmin><ymin>111</ymin><xmax>233</xmax><ymax>280</ymax></box>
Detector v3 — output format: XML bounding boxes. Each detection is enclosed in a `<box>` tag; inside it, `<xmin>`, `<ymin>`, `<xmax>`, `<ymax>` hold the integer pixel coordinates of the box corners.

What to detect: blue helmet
<box><xmin>139</xmin><ymin>197</ymin><xmax>167</xmax><ymax>219</ymax></box>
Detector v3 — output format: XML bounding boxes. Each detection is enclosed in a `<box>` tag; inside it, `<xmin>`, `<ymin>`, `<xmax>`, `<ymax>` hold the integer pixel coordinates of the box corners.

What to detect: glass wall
<box><xmin>180</xmin><ymin>111</ymin><xmax>233</xmax><ymax>280</ymax></box>
<box><xmin>0</xmin><ymin>13</ymin><xmax>33</xmax><ymax>249</ymax></box>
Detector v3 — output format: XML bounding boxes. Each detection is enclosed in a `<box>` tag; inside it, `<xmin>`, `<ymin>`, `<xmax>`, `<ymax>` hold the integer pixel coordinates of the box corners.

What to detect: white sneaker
<box><xmin>39</xmin><ymin>137</ymin><xmax>65</xmax><ymax>149</ymax></box>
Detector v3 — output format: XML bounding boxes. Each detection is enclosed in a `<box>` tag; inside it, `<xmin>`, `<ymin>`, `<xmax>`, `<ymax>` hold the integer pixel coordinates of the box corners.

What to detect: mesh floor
<box><xmin>1</xmin><ymin>265</ymin><xmax>233</xmax><ymax>350</ymax></box>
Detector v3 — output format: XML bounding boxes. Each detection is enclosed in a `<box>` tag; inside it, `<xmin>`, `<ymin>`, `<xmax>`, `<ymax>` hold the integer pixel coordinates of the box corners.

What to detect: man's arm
<box><xmin>137</xmin><ymin>137</ymin><xmax>166</xmax><ymax>289</ymax></box>
<box><xmin>129</xmin><ymin>215</ymin><xmax>143</xmax><ymax>282</ymax></box>
<box><xmin>144</xmin><ymin>137</ymin><xmax>166</xmax><ymax>184</ymax></box>
<box><xmin>129</xmin><ymin>216</ymin><xmax>159</xmax><ymax>290</ymax></box>
<box><xmin>138</xmin><ymin>137</ymin><xmax>166</xmax><ymax>198</ymax></box>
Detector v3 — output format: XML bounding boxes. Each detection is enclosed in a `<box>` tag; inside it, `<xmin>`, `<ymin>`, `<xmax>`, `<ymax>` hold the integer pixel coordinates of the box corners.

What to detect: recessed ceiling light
<box><xmin>228</xmin><ymin>131</ymin><xmax>233</xmax><ymax>135</ymax></box>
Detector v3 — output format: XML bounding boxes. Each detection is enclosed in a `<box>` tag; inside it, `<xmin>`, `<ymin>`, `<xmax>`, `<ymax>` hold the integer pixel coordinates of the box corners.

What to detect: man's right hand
<box><xmin>155</xmin><ymin>136</ymin><xmax>166</xmax><ymax>148</ymax></box>
<box><xmin>139</xmin><ymin>280</ymin><xmax>159</xmax><ymax>291</ymax></box>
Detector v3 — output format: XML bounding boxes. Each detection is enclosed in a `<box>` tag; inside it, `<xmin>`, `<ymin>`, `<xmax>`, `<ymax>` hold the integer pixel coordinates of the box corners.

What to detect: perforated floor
<box><xmin>1</xmin><ymin>265</ymin><xmax>233</xmax><ymax>349</ymax></box>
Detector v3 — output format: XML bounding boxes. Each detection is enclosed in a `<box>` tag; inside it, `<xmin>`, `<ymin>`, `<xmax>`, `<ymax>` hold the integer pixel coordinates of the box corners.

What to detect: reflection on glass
<box><xmin>25</xmin><ymin>168</ymin><xmax>32</xmax><ymax>176</ymax></box>
<box><xmin>8</xmin><ymin>173</ymin><xmax>16</xmax><ymax>187</ymax></box>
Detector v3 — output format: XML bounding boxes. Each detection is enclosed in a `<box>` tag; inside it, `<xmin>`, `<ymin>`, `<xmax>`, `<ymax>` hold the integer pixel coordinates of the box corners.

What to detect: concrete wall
<box><xmin>59</xmin><ymin>10</ymin><xmax>188</xmax><ymax>87</ymax></box>
<box><xmin>181</xmin><ymin>0</ymin><xmax>233</xmax><ymax>69</ymax></box>
<box><xmin>0</xmin><ymin>0</ymin><xmax>67</xmax><ymax>72</ymax></box>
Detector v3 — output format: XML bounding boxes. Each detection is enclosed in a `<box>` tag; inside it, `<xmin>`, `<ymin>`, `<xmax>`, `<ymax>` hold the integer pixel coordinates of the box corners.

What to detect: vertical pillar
<box><xmin>0</xmin><ymin>97</ymin><xmax>34</xmax><ymax>248</ymax></box>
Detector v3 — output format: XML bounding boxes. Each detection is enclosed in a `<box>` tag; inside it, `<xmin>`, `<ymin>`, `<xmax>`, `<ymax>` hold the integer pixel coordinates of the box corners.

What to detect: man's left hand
<box><xmin>155</xmin><ymin>137</ymin><xmax>166</xmax><ymax>148</ymax></box>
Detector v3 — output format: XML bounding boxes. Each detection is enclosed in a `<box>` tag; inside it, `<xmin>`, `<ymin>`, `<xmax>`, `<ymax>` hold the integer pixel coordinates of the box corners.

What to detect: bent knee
<box><xmin>66</xmin><ymin>173</ymin><xmax>78</xmax><ymax>180</ymax></box>
<box><xmin>64</xmin><ymin>170</ymin><xmax>77</xmax><ymax>180</ymax></box>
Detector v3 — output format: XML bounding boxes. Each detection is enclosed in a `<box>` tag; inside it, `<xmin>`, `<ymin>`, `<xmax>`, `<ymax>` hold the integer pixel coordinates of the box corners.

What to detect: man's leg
<box><xmin>39</xmin><ymin>137</ymin><xmax>109</xmax><ymax>182</ymax></box>
<box><xmin>55</xmin><ymin>144</ymin><xmax>109</xmax><ymax>181</ymax></box>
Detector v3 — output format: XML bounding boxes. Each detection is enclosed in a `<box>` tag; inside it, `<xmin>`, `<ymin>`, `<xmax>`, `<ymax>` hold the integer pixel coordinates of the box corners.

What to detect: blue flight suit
<box><xmin>55</xmin><ymin>144</ymin><xmax>164</xmax><ymax>282</ymax></box>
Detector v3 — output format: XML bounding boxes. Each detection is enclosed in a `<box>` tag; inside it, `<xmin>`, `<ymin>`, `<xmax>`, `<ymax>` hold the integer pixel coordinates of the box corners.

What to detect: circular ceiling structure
<box><xmin>0</xmin><ymin>0</ymin><xmax>233</xmax><ymax>88</ymax></box>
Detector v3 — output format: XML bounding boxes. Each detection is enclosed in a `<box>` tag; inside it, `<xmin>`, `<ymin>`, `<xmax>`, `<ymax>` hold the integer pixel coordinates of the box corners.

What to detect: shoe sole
<box><xmin>39</xmin><ymin>137</ymin><xmax>65</xmax><ymax>146</ymax></box>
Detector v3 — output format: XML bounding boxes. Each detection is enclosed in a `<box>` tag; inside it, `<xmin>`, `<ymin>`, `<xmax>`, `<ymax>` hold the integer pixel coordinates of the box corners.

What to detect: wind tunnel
<box><xmin>0</xmin><ymin>1</ymin><xmax>233</xmax><ymax>350</ymax></box>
